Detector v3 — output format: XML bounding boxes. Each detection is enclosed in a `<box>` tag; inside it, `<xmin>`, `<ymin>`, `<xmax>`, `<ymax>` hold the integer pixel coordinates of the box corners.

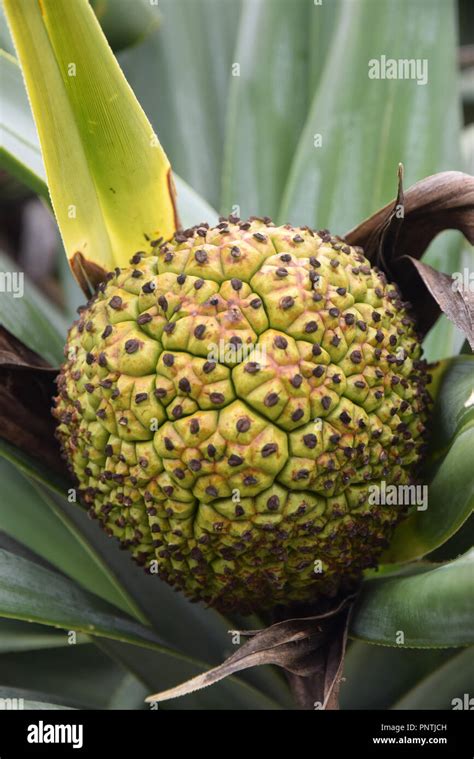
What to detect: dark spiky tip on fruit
<box><xmin>53</xmin><ymin>218</ymin><xmax>430</xmax><ymax>614</ymax></box>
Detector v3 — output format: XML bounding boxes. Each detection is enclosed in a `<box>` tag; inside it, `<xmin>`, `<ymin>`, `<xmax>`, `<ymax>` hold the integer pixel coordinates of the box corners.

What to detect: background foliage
<box><xmin>0</xmin><ymin>0</ymin><xmax>472</xmax><ymax>710</ymax></box>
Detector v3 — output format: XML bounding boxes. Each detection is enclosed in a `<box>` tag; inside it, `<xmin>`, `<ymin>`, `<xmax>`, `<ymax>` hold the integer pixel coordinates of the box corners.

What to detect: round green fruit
<box><xmin>54</xmin><ymin>217</ymin><xmax>430</xmax><ymax>613</ymax></box>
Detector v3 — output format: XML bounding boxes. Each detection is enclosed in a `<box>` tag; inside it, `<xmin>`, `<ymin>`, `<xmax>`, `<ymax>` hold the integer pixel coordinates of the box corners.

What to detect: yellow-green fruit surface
<box><xmin>54</xmin><ymin>218</ymin><xmax>430</xmax><ymax>613</ymax></box>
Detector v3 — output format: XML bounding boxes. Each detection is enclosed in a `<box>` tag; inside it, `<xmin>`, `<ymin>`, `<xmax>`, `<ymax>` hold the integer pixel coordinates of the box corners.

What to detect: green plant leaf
<box><xmin>351</xmin><ymin>550</ymin><xmax>474</xmax><ymax>647</ymax></box>
<box><xmin>221</xmin><ymin>0</ymin><xmax>338</xmax><ymax>219</ymax></box>
<box><xmin>341</xmin><ymin>642</ymin><xmax>456</xmax><ymax>710</ymax></box>
<box><xmin>0</xmin><ymin>251</ymin><xmax>67</xmax><ymax>364</ymax></box>
<box><xmin>382</xmin><ymin>426</ymin><xmax>474</xmax><ymax>563</ymax></box>
<box><xmin>105</xmin><ymin>670</ymin><xmax>149</xmax><ymax>710</ymax></box>
<box><xmin>391</xmin><ymin>647</ymin><xmax>474</xmax><ymax>709</ymax></box>
<box><xmin>118</xmin><ymin>0</ymin><xmax>241</xmax><ymax>210</ymax></box>
<box><xmin>3</xmin><ymin>0</ymin><xmax>177</xmax><ymax>289</ymax></box>
<box><xmin>0</xmin><ymin>644</ymin><xmax>147</xmax><ymax>710</ymax></box>
<box><xmin>0</xmin><ymin>547</ymin><xmax>184</xmax><ymax>654</ymax></box>
<box><xmin>382</xmin><ymin>427</ymin><xmax>474</xmax><ymax>562</ymax></box>
<box><xmin>0</xmin><ymin>438</ymin><xmax>69</xmax><ymax>496</ymax></box>
<box><xmin>0</xmin><ymin>461</ymin><xmax>117</xmax><ymax>600</ymax></box>
<box><xmin>429</xmin><ymin>514</ymin><xmax>474</xmax><ymax>563</ymax></box>
<box><xmin>0</xmin><ymin>686</ymin><xmax>73</xmax><ymax>709</ymax></box>
<box><xmin>174</xmin><ymin>175</ymin><xmax>219</xmax><ymax>229</ymax></box>
<box><xmin>379</xmin><ymin>356</ymin><xmax>474</xmax><ymax>564</ymax></box>
<box><xmin>0</xmin><ymin>50</ymin><xmax>48</xmax><ymax>199</ymax></box>
<box><xmin>429</xmin><ymin>355</ymin><xmax>474</xmax><ymax>453</ymax></box>
<box><xmin>0</xmin><ymin>50</ymin><xmax>218</xmax><ymax>236</ymax></box>
<box><xmin>0</xmin><ymin>458</ymin><xmax>147</xmax><ymax>618</ymax></box>
<box><xmin>279</xmin><ymin>0</ymin><xmax>462</xmax><ymax>232</ymax></box>
<box><xmin>0</xmin><ymin>618</ymin><xmax>89</xmax><ymax>654</ymax></box>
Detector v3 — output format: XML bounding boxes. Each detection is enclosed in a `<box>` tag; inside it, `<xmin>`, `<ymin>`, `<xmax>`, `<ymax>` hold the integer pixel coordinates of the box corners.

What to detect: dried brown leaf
<box><xmin>345</xmin><ymin>170</ymin><xmax>474</xmax><ymax>342</ymax></box>
<box><xmin>145</xmin><ymin>595</ymin><xmax>354</xmax><ymax>709</ymax></box>
<box><xmin>0</xmin><ymin>326</ymin><xmax>65</xmax><ymax>474</ymax></box>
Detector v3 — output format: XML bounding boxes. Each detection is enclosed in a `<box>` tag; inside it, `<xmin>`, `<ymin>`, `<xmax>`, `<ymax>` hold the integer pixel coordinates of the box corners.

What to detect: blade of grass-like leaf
<box><xmin>0</xmin><ymin>687</ymin><xmax>74</xmax><ymax>709</ymax></box>
<box><xmin>105</xmin><ymin>671</ymin><xmax>149</xmax><ymax>710</ymax></box>
<box><xmin>0</xmin><ymin>459</ymin><xmax>132</xmax><ymax>611</ymax></box>
<box><xmin>0</xmin><ymin>618</ymin><xmax>89</xmax><ymax>654</ymax></box>
<box><xmin>221</xmin><ymin>0</ymin><xmax>337</xmax><ymax>219</ymax></box>
<box><xmin>0</xmin><ymin>5</ymin><xmax>13</xmax><ymax>54</ymax></box>
<box><xmin>0</xmin><ymin>251</ymin><xmax>66</xmax><ymax>364</ymax></box>
<box><xmin>429</xmin><ymin>355</ymin><xmax>474</xmax><ymax>452</ymax></box>
<box><xmin>34</xmin><ymin>485</ymin><xmax>147</xmax><ymax>622</ymax></box>
<box><xmin>429</xmin><ymin>514</ymin><xmax>474</xmax><ymax>563</ymax></box>
<box><xmin>0</xmin><ymin>51</ymin><xmax>48</xmax><ymax>199</ymax></box>
<box><xmin>282</xmin><ymin>0</ymin><xmax>467</xmax><ymax>363</ymax></box>
<box><xmin>280</xmin><ymin>0</ymin><xmax>462</xmax><ymax>232</ymax></box>
<box><xmin>0</xmin><ymin>547</ymin><xmax>187</xmax><ymax>655</ymax></box>
<box><xmin>0</xmin><ymin>438</ymin><xmax>68</xmax><ymax>497</ymax></box>
<box><xmin>0</xmin><ymin>644</ymin><xmax>146</xmax><ymax>710</ymax></box>
<box><xmin>0</xmin><ymin>50</ymin><xmax>218</xmax><ymax>238</ymax></box>
<box><xmin>3</xmin><ymin>0</ymin><xmax>177</xmax><ymax>289</ymax></box>
<box><xmin>382</xmin><ymin>426</ymin><xmax>474</xmax><ymax>563</ymax></box>
<box><xmin>351</xmin><ymin>550</ymin><xmax>474</xmax><ymax>647</ymax></box>
<box><xmin>391</xmin><ymin>647</ymin><xmax>474</xmax><ymax>710</ymax></box>
<box><xmin>341</xmin><ymin>642</ymin><xmax>456</xmax><ymax>710</ymax></box>
<box><xmin>381</xmin><ymin>357</ymin><xmax>474</xmax><ymax>563</ymax></box>
<box><xmin>422</xmin><ymin>311</ymin><xmax>468</xmax><ymax>364</ymax></box>
<box><xmin>118</xmin><ymin>0</ymin><xmax>241</xmax><ymax>209</ymax></box>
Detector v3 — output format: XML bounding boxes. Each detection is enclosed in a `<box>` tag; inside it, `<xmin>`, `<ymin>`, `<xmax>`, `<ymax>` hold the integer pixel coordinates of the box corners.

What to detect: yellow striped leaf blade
<box><xmin>3</xmin><ymin>0</ymin><xmax>178</xmax><ymax>294</ymax></box>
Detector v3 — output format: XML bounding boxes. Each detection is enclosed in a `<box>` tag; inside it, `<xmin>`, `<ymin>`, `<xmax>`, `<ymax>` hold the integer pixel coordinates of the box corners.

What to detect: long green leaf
<box><xmin>429</xmin><ymin>356</ymin><xmax>474</xmax><ymax>453</ymax></box>
<box><xmin>0</xmin><ymin>461</ymin><xmax>129</xmax><ymax>611</ymax></box>
<box><xmin>38</xmin><ymin>487</ymin><xmax>148</xmax><ymax>620</ymax></box>
<box><xmin>119</xmin><ymin>0</ymin><xmax>241</xmax><ymax>209</ymax></box>
<box><xmin>0</xmin><ymin>550</ymin><xmax>288</xmax><ymax>709</ymax></box>
<box><xmin>380</xmin><ymin>356</ymin><xmax>474</xmax><ymax>562</ymax></box>
<box><xmin>352</xmin><ymin>551</ymin><xmax>474</xmax><ymax>647</ymax></box>
<box><xmin>3</xmin><ymin>0</ymin><xmax>177</xmax><ymax>282</ymax></box>
<box><xmin>0</xmin><ymin>644</ymin><xmax>146</xmax><ymax>710</ymax></box>
<box><xmin>0</xmin><ymin>686</ymin><xmax>73</xmax><ymax>709</ymax></box>
<box><xmin>382</xmin><ymin>426</ymin><xmax>474</xmax><ymax>563</ymax></box>
<box><xmin>0</xmin><ymin>548</ymin><xmax>183</xmax><ymax>655</ymax></box>
<box><xmin>429</xmin><ymin>514</ymin><xmax>474</xmax><ymax>563</ymax></box>
<box><xmin>280</xmin><ymin>0</ymin><xmax>462</xmax><ymax>231</ymax></box>
<box><xmin>0</xmin><ymin>50</ymin><xmax>217</xmax><ymax>231</ymax></box>
<box><xmin>0</xmin><ymin>251</ymin><xmax>67</xmax><ymax>364</ymax></box>
<box><xmin>0</xmin><ymin>438</ymin><xmax>69</xmax><ymax>497</ymax></box>
<box><xmin>0</xmin><ymin>618</ymin><xmax>89</xmax><ymax>654</ymax></box>
<box><xmin>0</xmin><ymin>50</ymin><xmax>48</xmax><ymax>199</ymax></box>
<box><xmin>392</xmin><ymin>647</ymin><xmax>474</xmax><ymax>710</ymax></box>
<box><xmin>341</xmin><ymin>642</ymin><xmax>456</xmax><ymax>710</ymax></box>
<box><xmin>221</xmin><ymin>0</ymin><xmax>337</xmax><ymax>219</ymax></box>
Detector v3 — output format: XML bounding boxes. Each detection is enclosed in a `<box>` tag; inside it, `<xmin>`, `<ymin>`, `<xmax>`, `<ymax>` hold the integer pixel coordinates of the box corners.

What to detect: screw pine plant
<box><xmin>0</xmin><ymin>0</ymin><xmax>472</xmax><ymax>711</ymax></box>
